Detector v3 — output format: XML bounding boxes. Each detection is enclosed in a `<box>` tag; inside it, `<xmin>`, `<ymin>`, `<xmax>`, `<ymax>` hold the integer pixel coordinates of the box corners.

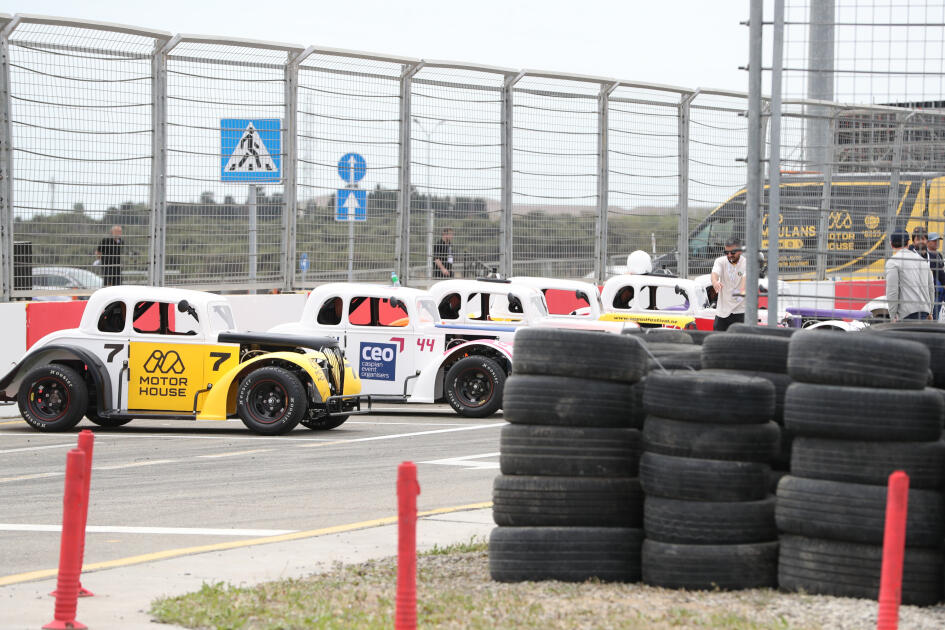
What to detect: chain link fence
<box><xmin>1</xmin><ymin>7</ymin><xmax>944</xmax><ymax>300</ymax></box>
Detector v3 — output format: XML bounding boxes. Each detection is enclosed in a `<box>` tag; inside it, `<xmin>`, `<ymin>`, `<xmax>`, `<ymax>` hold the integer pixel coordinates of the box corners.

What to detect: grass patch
<box><xmin>151</xmin><ymin>548</ymin><xmax>821</xmax><ymax>630</ymax></box>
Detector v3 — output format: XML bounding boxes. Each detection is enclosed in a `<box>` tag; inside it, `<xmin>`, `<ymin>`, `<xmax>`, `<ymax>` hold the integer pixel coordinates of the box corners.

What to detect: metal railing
<box><xmin>1</xmin><ymin>11</ymin><xmax>944</xmax><ymax>301</ymax></box>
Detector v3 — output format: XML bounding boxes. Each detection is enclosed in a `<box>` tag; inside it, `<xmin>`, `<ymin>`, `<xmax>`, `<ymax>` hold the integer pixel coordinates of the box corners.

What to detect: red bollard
<box><xmin>51</xmin><ymin>431</ymin><xmax>95</xmax><ymax>598</ymax></box>
<box><xmin>877</xmin><ymin>470</ymin><xmax>910</xmax><ymax>630</ymax></box>
<box><xmin>395</xmin><ymin>462</ymin><xmax>420</xmax><ymax>630</ymax></box>
<box><xmin>43</xmin><ymin>449</ymin><xmax>88</xmax><ymax>630</ymax></box>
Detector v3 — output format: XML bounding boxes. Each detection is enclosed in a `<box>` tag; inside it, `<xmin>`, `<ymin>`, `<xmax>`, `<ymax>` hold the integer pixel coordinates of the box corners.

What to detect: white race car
<box><xmin>271</xmin><ymin>282</ymin><xmax>521</xmax><ymax>417</ymax></box>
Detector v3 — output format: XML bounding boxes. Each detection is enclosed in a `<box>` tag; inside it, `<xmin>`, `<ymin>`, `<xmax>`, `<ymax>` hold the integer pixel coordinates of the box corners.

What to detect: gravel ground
<box><xmin>422</xmin><ymin>551</ymin><xmax>945</xmax><ymax>630</ymax></box>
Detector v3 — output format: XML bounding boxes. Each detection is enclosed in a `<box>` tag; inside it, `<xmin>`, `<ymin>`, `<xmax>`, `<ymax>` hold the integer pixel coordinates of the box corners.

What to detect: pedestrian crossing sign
<box><xmin>220</xmin><ymin>119</ymin><xmax>282</xmax><ymax>182</ymax></box>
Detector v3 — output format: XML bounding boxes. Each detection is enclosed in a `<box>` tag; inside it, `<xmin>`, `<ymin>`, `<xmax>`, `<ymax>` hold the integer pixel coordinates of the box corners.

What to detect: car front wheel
<box><xmin>18</xmin><ymin>364</ymin><xmax>88</xmax><ymax>432</ymax></box>
<box><xmin>444</xmin><ymin>356</ymin><xmax>505</xmax><ymax>417</ymax></box>
<box><xmin>237</xmin><ymin>366</ymin><xmax>306</xmax><ymax>435</ymax></box>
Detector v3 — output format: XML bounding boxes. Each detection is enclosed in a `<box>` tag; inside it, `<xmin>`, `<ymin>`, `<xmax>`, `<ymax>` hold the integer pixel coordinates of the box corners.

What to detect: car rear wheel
<box><xmin>444</xmin><ymin>356</ymin><xmax>505</xmax><ymax>417</ymax></box>
<box><xmin>18</xmin><ymin>365</ymin><xmax>88</xmax><ymax>432</ymax></box>
<box><xmin>237</xmin><ymin>366</ymin><xmax>306</xmax><ymax>435</ymax></box>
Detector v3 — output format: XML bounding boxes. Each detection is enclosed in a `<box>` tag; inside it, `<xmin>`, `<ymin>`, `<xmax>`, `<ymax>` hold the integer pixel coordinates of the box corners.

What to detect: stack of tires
<box><xmin>778</xmin><ymin>330</ymin><xmax>945</xmax><ymax>605</ymax></box>
<box><xmin>700</xmin><ymin>327</ymin><xmax>794</xmax><ymax>486</ymax></box>
<box><xmin>489</xmin><ymin>328</ymin><xmax>648</xmax><ymax>583</ymax></box>
<box><xmin>637</xmin><ymin>328</ymin><xmax>702</xmax><ymax>371</ymax></box>
<box><xmin>639</xmin><ymin>370</ymin><xmax>780</xmax><ymax>590</ymax></box>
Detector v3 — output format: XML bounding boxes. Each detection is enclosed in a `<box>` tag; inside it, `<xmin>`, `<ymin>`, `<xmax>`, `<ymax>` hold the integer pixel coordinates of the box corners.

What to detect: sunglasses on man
<box><xmin>724</xmin><ymin>248</ymin><xmax>743</xmax><ymax>257</ymax></box>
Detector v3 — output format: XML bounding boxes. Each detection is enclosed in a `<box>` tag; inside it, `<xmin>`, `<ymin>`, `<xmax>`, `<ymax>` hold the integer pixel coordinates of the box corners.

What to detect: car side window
<box><xmin>613</xmin><ymin>286</ymin><xmax>634</xmax><ymax>309</ymax></box>
<box><xmin>438</xmin><ymin>293</ymin><xmax>462</xmax><ymax>320</ymax></box>
<box><xmin>317</xmin><ymin>297</ymin><xmax>343</xmax><ymax>326</ymax></box>
<box><xmin>348</xmin><ymin>296</ymin><xmax>408</xmax><ymax>327</ymax></box>
<box><xmin>133</xmin><ymin>301</ymin><xmax>198</xmax><ymax>335</ymax></box>
<box><xmin>98</xmin><ymin>301</ymin><xmax>126</xmax><ymax>333</ymax></box>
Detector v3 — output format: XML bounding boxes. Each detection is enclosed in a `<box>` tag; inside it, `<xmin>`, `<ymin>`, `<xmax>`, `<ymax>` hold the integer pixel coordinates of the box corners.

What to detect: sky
<box><xmin>9</xmin><ymin>0</ymin><xmax>752</xmax><ymax>94</ymax></box>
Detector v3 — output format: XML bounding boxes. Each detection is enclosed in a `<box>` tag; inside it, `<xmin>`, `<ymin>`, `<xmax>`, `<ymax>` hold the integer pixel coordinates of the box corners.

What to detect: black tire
<box><xmin>702</xmin><ymin>333</ymin><xmax>790</xmax><ymax>374</ymax></box>
<box><xmin>648</xmin><ymin>350</ymin><xmax>701</xmax><ymax>372</ymax></box>
<box><xmin>870</xmin><ymin>329</ymin><xmax>945</xmax><ymax>388</ymax></box>
<box><xmin>513</xmin><ymin>328</ymin><xmax>647</xmax><ymax>383</ymax></box>
<box><xmin>775</xmin><ymin>475</ymin><xmax>945</xmax><ymax>547</ymax></box>
<box><xmin>685</xmin><ymin>330</ymin><xmax>716</xmax><ymax>345</ymax></box>
<box><xmin>17</xmin><ymin>364</ymin><xmax>88</xmax><ymax>432</ymax></box>
<box><xmin>644</xmin><ymin>342</ymin><xmax>696</xmax><ymax>354</ymax></box>
<box><xmin>644</xmin><ymin>329</ymin><xmax>693</xmax><ymax>344</ymax></box>
<box><xmin>791</xmin><ymin>437</ymin><xmax>945</xmax><ymax>489</ymax></box>
<box><xmin>644</xmin><ymin>495</ymin><xmax>776</xmax><ymax>544</ymax></box>
<box><xmin>502</xmin><ymin>374</ymin><xmax>645</xmax><ymax>428</ymax></box>
<box><xmin>643</xmin><ymin>371</ymin><xmax>775</xmax><ymax>424</ymax></box>
<box><xmin>500</xmin><ymin>424</ymin><xmax>642</xmax><ymax>477</ymax></box>
<box><xmin>236</xmin><ymin>366</ymin><xmax>306</xmax><ymax>435</ymax></box>
<box><xmin>444</xmin><ymin>355</ymin><xmax>505</xmax><ymax>417</ymax></box>
<box><xmin>868</xmin><ymin>320</ymin><xmax>945</xmax><ymax>334</ymax></box>
<box><xmin>300</xmin><ymin>414</ymin><xmax>349</xmax><ymax>430</ymax></box>
<box><xmin>639</xmin><ymin>452</ymin><xmax>769</xmax><ymax>502</ymax></box>
<box><xmin>701</xmin><ymin>368</ymin><xmax>792</xmax><ymax>423</ymax></box>
<box><xmin>642</xmin><ymin>540</ymin><xmax>778</xmax><ymax>590</ymax></box>
<box><xmin>492</xmin><ymin>476</ymin><xmax>643</xmax><ymax>527</ymax></box>
<box><xmin>788</xmin><ymin>330</ymin><xmax>929</xmax><ymax>389</ymax></box>
<box><xmin>779</xmin><ymin>535</ymin><xmax>944</xmax><ymax>606</ymax></box>
<box><xmin>86</xmin><ymin>416</ymin><xmax>132</xmax><ymax>428</ymax></box>
<box><xmin>783</xmin><ymin>383</ymin><xmax>943</xmax><ymax>441</ymax></box>
<box><xmin>728</xmin><ymin>322</ymin><xmax>797</xmax><ymax>337</ymax></box>
<box><xmin>489</xmin><ymin>526</ymin><xmax>642</xmax><ymax>583</ymax></box>
<box><xmin>642</xmin><ymin>416</ymin><xmax>780</xmax><ymax>463</ymax></box>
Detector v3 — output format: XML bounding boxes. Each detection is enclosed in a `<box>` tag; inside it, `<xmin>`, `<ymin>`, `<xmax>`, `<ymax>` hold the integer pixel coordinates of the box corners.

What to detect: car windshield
<box><xmin>416</xmin><ymin>298</ymin><xmax>438</xmax><ymax>324</ymax></box>
<box><xmin>208</xmin><ymin>303</ymin><xmax>236</xmax><ymax>332</ymax></box>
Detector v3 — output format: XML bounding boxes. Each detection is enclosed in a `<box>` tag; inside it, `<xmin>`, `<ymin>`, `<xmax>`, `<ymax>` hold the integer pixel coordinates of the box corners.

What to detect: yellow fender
<box><xmin>197</xmin><ymin>350</ymin><xmax>343</xmax><ymax>421</ymax></box>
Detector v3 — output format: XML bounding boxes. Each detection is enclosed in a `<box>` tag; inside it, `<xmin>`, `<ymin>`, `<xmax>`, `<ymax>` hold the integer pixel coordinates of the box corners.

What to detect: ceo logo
<box><xmin>143</xmin><ymin>350</ymin><xmax>185</xmax><ymax>374</ymax></box>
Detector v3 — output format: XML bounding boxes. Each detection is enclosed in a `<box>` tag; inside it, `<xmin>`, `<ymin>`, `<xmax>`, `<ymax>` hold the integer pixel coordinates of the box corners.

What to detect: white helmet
<box><xmin>626</xmin><ymin>250</ymin><xmax>653</xmax><ymax>275</ymax></box>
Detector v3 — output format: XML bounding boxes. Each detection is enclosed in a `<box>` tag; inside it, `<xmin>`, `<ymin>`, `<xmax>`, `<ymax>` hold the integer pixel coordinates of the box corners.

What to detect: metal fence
<box><xmin>1</xmin><ymin>9</ymin><xmax>944</xmax><ymax>300</ymax></box>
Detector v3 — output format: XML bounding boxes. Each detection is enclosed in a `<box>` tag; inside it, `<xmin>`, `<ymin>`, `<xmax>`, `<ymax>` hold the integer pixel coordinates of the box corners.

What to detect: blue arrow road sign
<box><xmin>299</xmin><ymin>252</ymin><xmax>309</xmax><ymax>272</ymax></box>
<box><xmin>336</xmin><ymin>189</ymin><xmax>367</xmax><ymax>222</ymax></box>
<box><xmin>337</xmin><ymin>153</ymin><xmax>366</xmax><ymax>184</ymax></box>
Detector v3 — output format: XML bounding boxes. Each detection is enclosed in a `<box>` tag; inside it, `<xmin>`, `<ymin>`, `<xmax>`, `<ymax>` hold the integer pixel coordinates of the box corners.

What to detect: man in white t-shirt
<box><xmin>710</xmin><ymin>237</ymin><xmax>747</xmax><ymax>331</ymax></box>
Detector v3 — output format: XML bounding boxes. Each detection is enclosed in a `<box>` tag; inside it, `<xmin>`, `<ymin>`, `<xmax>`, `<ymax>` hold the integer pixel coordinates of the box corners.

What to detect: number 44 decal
<box><xmin>416</xmin><ymin>338</ymin><xmax>435</xmax><ymax>352</ymax></box>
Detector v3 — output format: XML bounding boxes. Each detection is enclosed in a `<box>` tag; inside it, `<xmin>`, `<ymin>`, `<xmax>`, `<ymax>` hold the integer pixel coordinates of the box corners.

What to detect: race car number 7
<box><xmin>416</xmin><ymin>338</ymin><xmax>435</xmax><ymax>352</ymax></box>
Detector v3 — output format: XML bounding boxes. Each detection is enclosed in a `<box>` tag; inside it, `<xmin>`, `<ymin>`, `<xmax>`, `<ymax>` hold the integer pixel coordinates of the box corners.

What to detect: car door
<box><xmin>344</xmin><ymin>294</ymin><xmax>420</xmax><ymax>397</ymax></box>
<box><xmin>125</xmin><ymin>300</ymin><xmax>237</xmax><ymax>412</ymax></box>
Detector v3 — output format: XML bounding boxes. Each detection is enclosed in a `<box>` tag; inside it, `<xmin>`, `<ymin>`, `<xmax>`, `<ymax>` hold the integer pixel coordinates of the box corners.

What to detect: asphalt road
<box><xmin>0</xmin><ymin>404</ymin><xmax>502</xmax><ymax>580</ymax></box>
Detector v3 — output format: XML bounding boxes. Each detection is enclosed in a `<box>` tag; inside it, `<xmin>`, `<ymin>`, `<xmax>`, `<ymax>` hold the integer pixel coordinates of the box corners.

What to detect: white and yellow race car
<box><xmin>0</xmin><ymin>286</ymin><xmax>362</xmax><ymax>435</ymax></box>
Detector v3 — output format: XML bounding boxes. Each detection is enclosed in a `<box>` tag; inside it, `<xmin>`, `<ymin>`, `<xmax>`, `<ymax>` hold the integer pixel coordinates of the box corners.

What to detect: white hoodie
<box><xmin>885</xmin><ymin>248</ymin><xmax>934</xmax><ymax>320</ymax></box>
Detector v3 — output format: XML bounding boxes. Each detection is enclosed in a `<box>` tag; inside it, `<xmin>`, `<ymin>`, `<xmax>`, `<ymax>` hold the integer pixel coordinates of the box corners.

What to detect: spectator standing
<box><xmin>433</xmin><ymin>227</ymin><xmax>455</xmax><ymax>278</ymax></box>
<box><xmin>95</xmin><ymin>225</ymin><xmax>124</xmax><ymax>287</ymax></box>
<box><xmin>928</xmin><ymin>232</ymin><xmax>945</xmax><ymax>319</ymax></box>
<box><xmin>909</xmin><ymin>226</ymin><xmax>930</xmax><ymax>261</ymax></box>
<box><xmin>885</xmin><ymin>228</ymin><xmax>934</xmax><ymax>321</ymax></box>
<box><xmin>710</xmin><ymin>237</ymin><xmax>747</xmax><ymax>331</ymax></box>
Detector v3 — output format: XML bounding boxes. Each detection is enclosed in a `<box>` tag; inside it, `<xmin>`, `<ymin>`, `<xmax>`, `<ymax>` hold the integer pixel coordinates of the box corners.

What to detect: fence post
<box><xmin>595</xmin><ymin>82</ymin><xmax>617</xmax><ymax>284</ymax></box>
<box><xmin>0</xmin><ymin>16</ymin><xmax>19</xmax><ymax>302</ymax></box>
<box><xmin>499</xmin><ymin>72</ymin><xmax>523</xmax><ymax>278</ymax></box>
<box><xmin>815</xmin><ymin>107</ymin><xmax>836</xmax><ymax>281</ymax></box>
<box><xmin>396</xmin><ymin>63</ymin><xmax>422</xmax><ymax>285</ymax></box>
<box><xmin>767</xmin><ymin>0</ymin><xmax>785</xmax><ymax>325</ymax></box>
<box><xmin>284</xmin><ymin>47</ymin><xmax>313</xmax><ymax>291</ymax></box>
<box><xmin>149</xmin><ymin>35</ymin><xmax>177</xmax><ymax>287</ymax></box>
<box><xmin>745</xmin><ymin>0</ymin><xmax>764</xmax><ymax>325</ymax></box>
<box><xmin>677</xmin><ymin>91</ymin><xmax>695</xmax><ymax>280</ymax></box>
<box><xmin>884</xmin><ymin>112</ymin><xmax>907</xmax><ymax>261</ymax></box>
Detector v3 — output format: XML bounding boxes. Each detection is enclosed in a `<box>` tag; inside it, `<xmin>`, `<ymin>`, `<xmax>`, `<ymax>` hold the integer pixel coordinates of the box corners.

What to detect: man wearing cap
<box><xmin>885</xmin><ymin>228</ymin><xmax>934</xmax><ymax>321</ymax></box>
<box><xmin>928</xmin><ymin>232</ymin><xmax>945</xmax><ymax>319</ymax></box>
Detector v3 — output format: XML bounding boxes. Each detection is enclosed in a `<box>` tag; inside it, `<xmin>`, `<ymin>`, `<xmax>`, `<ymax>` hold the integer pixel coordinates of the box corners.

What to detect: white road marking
<box><xmin>0</xmin><ymin>472</ymin><xmax>63</xmax><ymax>484</ymax></box>
<box><xmin>93</xmin><ymin>459</ymin><xmax>178</xmax><ymax>471</ymax></box>
<box><xmin>197</xmin><ymin>449</ymin><xmax>272</xmax><ymax>459</ymax></box>
<box><xmin>298</xmin><ymin>422</ymin><xmax>505</xmax><ymax>447</ymax></box>
<box><xmin>0</xmin><ymin>524</ymin><xmax>297</xmax><ymax>536</ymax></box>
<box><xmin>420</xmin><ymin>452</ymin><xmax>501</xmax><ymax>470</ymax></box>
<box><xmin>0</xmin><ymin>443</ymin><xmax>78</xmax><ymax>455</ymax></box>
